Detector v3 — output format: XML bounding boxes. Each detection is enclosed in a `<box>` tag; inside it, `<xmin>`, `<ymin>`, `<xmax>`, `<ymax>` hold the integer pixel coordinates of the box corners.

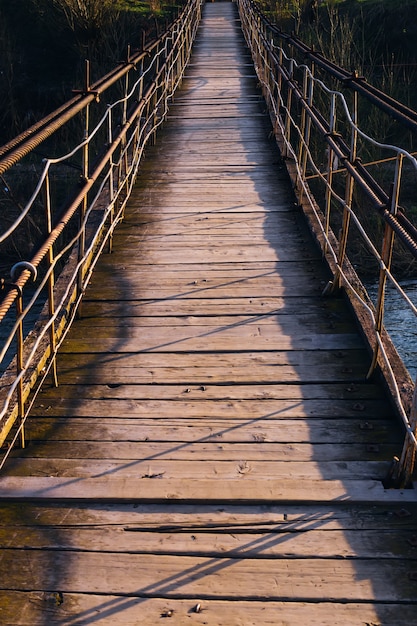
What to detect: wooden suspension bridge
<box><xmin>0</xmin><ymin>1</ymin><xmax>417</xmax><ymax>624</ymax></box>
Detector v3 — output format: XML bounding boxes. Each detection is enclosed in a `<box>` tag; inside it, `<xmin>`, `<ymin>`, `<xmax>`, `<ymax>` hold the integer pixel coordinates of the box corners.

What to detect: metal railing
<box><xmin>0</xmin><ymin>0</ymin><xmax>202</xmax><ymax>466</ymax></box>
<box><xmin>238</xmin><ymin>0</ymin><xmax>417</xmax><ymax>486</ymax></box>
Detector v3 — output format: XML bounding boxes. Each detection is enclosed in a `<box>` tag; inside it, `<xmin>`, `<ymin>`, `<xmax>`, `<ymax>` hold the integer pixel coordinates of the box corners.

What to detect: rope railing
<box><xmin>237</xmin><ymin>0</ymin><xmax>417</xmax><ymax>487</ymax></box>
<box><xmin>0</xmin><ymin>0</ymin><xmax>202</xmax><ymax>466</ymax></box>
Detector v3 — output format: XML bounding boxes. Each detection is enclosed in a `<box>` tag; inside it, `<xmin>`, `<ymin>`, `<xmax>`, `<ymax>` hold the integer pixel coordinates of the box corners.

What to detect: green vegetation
<box><xmin>0</xmin><ymin>0</ymin><xmax>184</xmax><ymax>144</ymax></box>
<box><xmin>2</xmin><ymin>0</ymin><xmax>416</xmax><ymax>145</ymax></box>
<box><xmin>260</xmin><ymin>0</ymin><xmax>417</xmax><ymax>115</ymax></box>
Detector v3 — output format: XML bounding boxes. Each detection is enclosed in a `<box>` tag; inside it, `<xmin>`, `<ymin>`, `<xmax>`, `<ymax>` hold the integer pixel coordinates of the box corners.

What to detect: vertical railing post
<box><xmin>15</xmin><ymin>291</ymin><xmax>25</xmax><ymax>449</ymax></box>
<box><xmin>283</xmin><ymin>58</ymin><xmax>294</xmax><ymax>158</ymax></box>
<box><xmin>149</xmin><ymin>41</ymin><xmax>162</xmax><ymax>147</ymax></box>
<box><xmin>367</xmin><ymin>152</ymin><xmax>404</xmax><ymax>379</ymax></box>
<box><xmin>76</xmin><ymin>59</ymin><xmax>91</xmax><ymax>318</ymax></box>
<box><xmin>277</xmin><ymin>47</ymin><xmax>283</xmax><ymax>94</ymax></box>
<box><xmin>107</xmin><ymin>107</ymin><xmax>115</xmax><ymax>253</ymax></box>
<box><xmin>138</xmin><ymin>55</ymin><xmax>145</xmax><ymax>102</ymax></box>
<box><xmin>174</xmin><ymin>23</ymin><xmax>182</xmax><ymax>90</ymax></box>
<box><xmin>394</xmin><ymin>382</ymin><xmax>417</xmax><ymax>488</ymax></box>
<box><xmin>268</xmin><ymin>40</ymin><xmax>276</xmax><ymax>113</ymax></box>
<box><xmin>324</xmin><ymin>92</ymin><xmax>337</xmax><ymax>253</ymax></box>
<box><xmin>43</xmin><ymin>170</ymin><xmax>58</xmax><ymax>387</ymax></box>
<box><xmin>297</xmin><ymin>65</ymin><xmax>313</xmax><ymax>193</ymax></box>
<box><xmin>119</xmin><ymin>47</ymin><xmax>131</xmax><ymax>220</ymax></box>
<box><xmin>297</xmin><ymin>67</ymin><xmax>309</xmax><ymax>173</ymax></box>
<box><xmin>166</xmin><ymin>27</ymin><xmax>174</xmax><ymax>94</ymax></box>
<box><xmin>164</xmin><ymin>35</ymin><xmax>172</xmax><ymax>115</ymax></box>
<box><xmin>332</xmin><ymin>89</ymin><xmax>358</xmax><ymax>292</ymax></box>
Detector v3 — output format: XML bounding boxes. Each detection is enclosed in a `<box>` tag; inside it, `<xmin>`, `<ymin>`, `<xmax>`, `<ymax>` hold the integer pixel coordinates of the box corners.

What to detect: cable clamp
<box><xmin>10</xmin><ymin>261</ymin><xmax>37</xmax><ymax>283</ymax></box>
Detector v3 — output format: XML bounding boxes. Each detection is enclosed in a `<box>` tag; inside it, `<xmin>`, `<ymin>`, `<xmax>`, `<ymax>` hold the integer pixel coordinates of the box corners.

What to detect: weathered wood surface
<box><xmin>1</xmin><ymin>2</ymin><xmax>417</xmax><ymax>624</ymax></box>
<box><xmin>2</xmin><ymin>595</ymin><xmax>417</xmax><ymax>626</ymax></box>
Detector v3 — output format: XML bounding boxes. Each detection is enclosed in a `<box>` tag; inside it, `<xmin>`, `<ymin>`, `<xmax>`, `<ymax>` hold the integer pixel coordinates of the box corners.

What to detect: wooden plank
<box><xmin>3</xmin><ymin>457</ymin><xmax>392</xmax><ymax>481</ymax></box>
<box><xmin>71</xmin><ymin>322</ymin><xmax>354</xmax><ymax>338</ymax></box>
<box><xmin>118</xmin><ymin>211</ymin><xmax>287</xmax><ymax>225</ymax></box>
<box><xmin>0</xmin><ymin>525</ymin><xmax>414</xmax><ymax>560</ymax></box>
<box><xmin>88</xmin><ymin>265</ymin><xmax>326</xmax><ymax>279</ymax></box>
<box><xmin>87</xmin><ymin>267</ymin><xmax>327</xmax><ymax>283</ymax></box>
<box><xmin>109</xmin><ymin>234</ymin><xmax>310</xmax><ymax>245</ymax></box>
<box><xmin>25</xmin><ymin>418</ymin><xmax>401</xmax><ymax>444</ymax></box>
<box><xmin>108</xmin><ymin>234</ymin><xmax>306</xmax><ymax>243</ymax></box>
<box><xmin>54</xmin><ymin>351</ymin><xmax>371</xmax><ymax>384</ymax></box>
<box><xmin>54</xmin><ymin>370</ymin><xmax>370</xmax><ymax>386</ymax></box>
<box><xmin>166</xmin><ymin>108</ymin><xmax>265</xmax><ymax>119</ymax></box>
<box><xmin>83</xmin><ymin>280</ymin><xmax>328</xmax><ymax>299</ymax></box>
<box><xmin>0</xmin><ymin>549</ymin><xmax>416</xmax><ymax>602</ymax></box>
<box><xmin>133</xmin><ymin>180</ymin><xmax>294</xmax><ymax>193</ymax></box>
<box><xmin>55</xmin><ymin>347</ymin><xmax>369</xmax><ymax>364</ymax></box>
<box><xmin>28</xmin><ymin>396</ymin><xmax>389</xmax><ymax>419</ymax></box>
<box><xmin>55</xmin><ymin>365</ymin><xmax>369</xmax><ymax>384</ymax></box>
<box><xmin>136</xmin><ymin>173</ymin><xmax>291</xmax><ymax>185</ymax></box>
<box><xmin>80</xmin><ymin>286</ymin><xmax>327</xmax><ymax>301</ymax></box>
<box><xmin>79</xmin><ymin>297</ymin><xmax>355</xmax><ymax>317</ymax></box>
<box><xmin>116</xmin><ymin>214</ymin><xmax>300</xmax><ymax>230</ymax></box>
<box><xmin>16</xmin><ymin>441</ymin><xmax>399</xmax><ymax>462</ymax></box>
<box><xmin>0</xmin><ymin>594</ymin><xmax>416</xmax><ymax>626</ymax></box>
<box><xmin>30</xmin><ymin>381</ymin><xmax>385</xmax><ymax>400</ymax></box>
<box><xmin>79</xmin><ymin>319</ymin><xmax>355</xmax><ymax>339</ymax></box>
<box><xmin>124</xmin><ymin>200</ymin><xmax>295</xmax><ymax>212</ymax></box>
<box><xmin>64</xmin><ymin>310</ymin><xmax>354</xmax><ymax>332</ymax></box>
<box><xmin>55</xmin><ymin>351</ymin><xmax>367</xmax><ymax>369</ymax></box>
<box><xmin>150</xmin><ymin>151</ymin><xmax>280</xmax><ymax>165</ymax></box>
<box><xmin>109</xmin><ymin>234</ymin><xmax>317</xmax><ymax>249</ymax></box>
<box><xmin>0</xmin><ymin>476</ymin><xmax>415</xmax><ymax>504</ymax></box>
<box><xmin>73</xmin><ymin>313</ymin><xmax>352</xmax><ymax>331</ymax></box>
<box><xmin>115</xmin><ymin>212</ymin><xmax>302</xmax><ymax>226</ymax></box>
<box><xmin>60</xmin><ymin>334</ymin><xmax>363</xmax><ymax>353</ymax></box>
<box><xmin>104</xmin><ymin>247</ymin><xmax>317</xmax><ymax>264</ymax></box>
<box><xmin>0</xmin><ymin>501</ymin><xmax>415</xmax><ymax>531</ymax></box>
<box><xmin>135</xmin><ymin>169</ymin><xmax>289</xmax><ymax>181</ymax></box>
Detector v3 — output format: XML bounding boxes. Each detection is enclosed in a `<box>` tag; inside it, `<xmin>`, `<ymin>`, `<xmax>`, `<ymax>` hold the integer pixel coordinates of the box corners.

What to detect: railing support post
<box><xmin>324</xmin><ymin>93</ymin><xmax>337</xmax><ymax>254</ymax></box>
<box><xmin>76</xmin><ymin>59</ymin><xmax>91</xmax><ymax>319</ymax></box>
<box><xmin>283</xmin><ymin>59</ymin><xmax>294</xmax><ymax>158</ymax></box>
<box><xmin>43</xmin><ymin>171</ymin><xmax>58</xmax><ymax>388</ymax></box>
<box><xmin>332</xmin><ymin>89</ymin><xmax>358</xmax><ymax>292</ymax></box>
<box><xmin>367</xmin><ymin>153</ymin><xmax>403</xmax><ymax>379</ymax></box>
<box><xmin>297</xmin><ymin>65</ymin><xmax>314</xmax><ymax>196</ymax></box>
<box><xmin>15</xmin><ymin>293</ymin><xmax>25</xmax><ymax>449</ymax></box>
<box><xmin>393</xmin><ymin>386</ymin><xmax>417</xmax><ymax>488</ymax></box>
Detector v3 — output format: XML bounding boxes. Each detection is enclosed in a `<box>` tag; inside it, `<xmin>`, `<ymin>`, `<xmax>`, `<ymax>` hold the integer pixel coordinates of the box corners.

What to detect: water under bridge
<box><xmin>1</xmin><ymin>1</ymin><xmax>417</xmax><ymax>623</ymax></box>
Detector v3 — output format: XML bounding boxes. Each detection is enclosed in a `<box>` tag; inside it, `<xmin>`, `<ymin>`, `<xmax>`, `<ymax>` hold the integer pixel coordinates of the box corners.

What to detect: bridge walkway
<box><xmin>0</xmin><ymin>2</ymin><xmax>417</xmax><ymax>623</ymax></box>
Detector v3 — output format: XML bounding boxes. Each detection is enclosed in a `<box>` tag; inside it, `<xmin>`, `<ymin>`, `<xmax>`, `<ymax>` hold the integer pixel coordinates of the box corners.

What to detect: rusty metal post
<box><xmin>76</xmin><ymin>59</ymin><xmax>91</xmax><ymax>318</ymax></box>
<box><xmin>120</xmin><ymin>46</ymin><xmax>131</xmax><ymax>221</ymax></box>
<box><xmin>106</xmin><ymin>109</ymin><xmax>115</xmax><ymax>254</ymax></box>
<box><xmin>277</xmin><ymin>47</ymin><xmax>283</xmax><ymax>94</ymax></box>
<box><xmin>395</xmin><ymin>385</ymin><xmax>417</xmax><ymax>487</ymax></box>
<box><xmin>324</xmin><ymin>92</ymin><xmax>337</xmax><ymax>254</ymax></box>
<box><xmin>297</xmin><ymin>65</ymin><xmax>313</xmax><ymax>193</ymax></box>
<box><xmin>43</xmin><ymin>171</ymin><xmax>58</xmax><ymax>387</ymax></box>
<box><xmin>367</xmin><ymin>153</ymin><xmax>404</xmax><ymax>379</ymax></box>
<box><xmin>15</xmin><ymin>292</ymin><xmax>25</xmax><ymax>449</ymax></box>
<box><xmin>332</xmin><ymin>89</ymin><xmax>358</xmax><ymax>291</ymax></box>
<box><xmin>283</xmin><ymin>59</ymin><xmax>294</xmax><ymax>158</ymax></box>
<box><xmin>149</xmin><ymin>42</ymin><xmax>162</xmax><ymax>147</ymax></box>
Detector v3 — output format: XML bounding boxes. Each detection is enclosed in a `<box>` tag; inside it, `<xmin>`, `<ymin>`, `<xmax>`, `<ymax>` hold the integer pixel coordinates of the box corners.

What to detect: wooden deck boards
<box><xmin>1</xmin><ymin>1</ymin><xmax>417</xmax><ymax>623</ymax></box>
